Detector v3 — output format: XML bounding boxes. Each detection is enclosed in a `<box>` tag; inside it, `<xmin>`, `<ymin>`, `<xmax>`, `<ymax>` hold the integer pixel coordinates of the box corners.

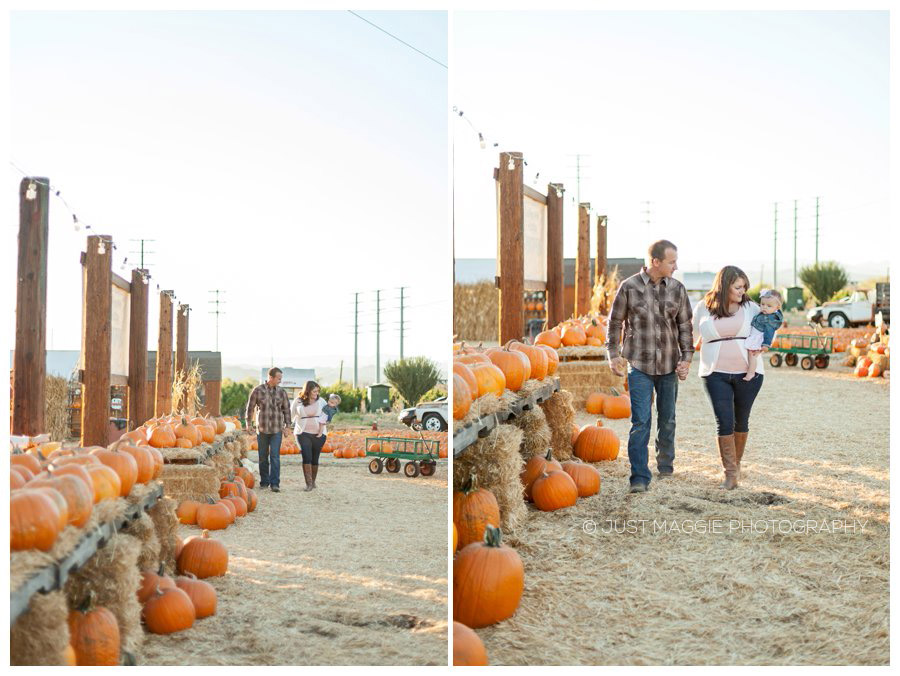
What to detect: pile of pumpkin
<box><xmin>11</xmin><ymin>439</ymin><xmax>164</xmax><ymax>552</ymax></box>
<box><xmin>843</xmin><ymin>334</ymin><xmax>891</xmax><ymax>379</ymax></box>
<box><xmin>452</xmin><ymin>338</ymin><xmax>560</xmax><ymax>421</ymax></box>
<box><xmin>584</xmin><ymin>388</ymin><xmax>631</xmax><ymax>418</ymax></box>
<box><xmin>136</xmin><ymin>414</ymin><xmax>240</xmax><ymax>450</ymax></box>
<box><xmin>175</xmin><ymin>465</ymin><xmax>258</xmax><ymax>531</ymax></box>
<box><xmin>534</xmin><ymin>314</ymin><xmax>608</xmax><ymax>350</ymax></box>
<box><xmin>67</xmin><ymin>530</ymin><xmax>229</xmax><ymax>665</ymax></box>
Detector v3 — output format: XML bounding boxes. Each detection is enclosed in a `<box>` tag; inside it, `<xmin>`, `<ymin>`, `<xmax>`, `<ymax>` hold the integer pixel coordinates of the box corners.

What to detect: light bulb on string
<box><xmin>25</xmin><ymin>182</ymin><xmax>37</xmax><ymax>201</ymax></box>
<box><xmin>97</xmin><ymin>240</ymin><xmax>106</xmax><ymax>255</ymax></box>
<box><xmin>507</xmin><ymin>157</ymin><xmax>515</xmax><ymax>171</ymax></box>
<box><xmin>478</xmin><ymin>133</ymin><xmax>486</xmax><ymax>149</ymax></box>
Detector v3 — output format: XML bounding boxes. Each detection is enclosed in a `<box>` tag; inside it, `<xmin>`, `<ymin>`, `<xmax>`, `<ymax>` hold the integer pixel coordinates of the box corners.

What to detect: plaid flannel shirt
<box><xmin>245</xmin><ymin>383</ymin><xmax>291</xmax><ymax>434</ymax></box>
<box><xmin>605</xmin><ymin>268</ymin><xmax>694</xmax><ymax>375</ymax></box>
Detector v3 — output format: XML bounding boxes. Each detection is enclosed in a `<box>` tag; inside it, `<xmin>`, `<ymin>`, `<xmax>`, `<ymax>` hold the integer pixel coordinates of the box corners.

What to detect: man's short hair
<box><xmin>267</xmin><ymin>367</ymin><xmax>283</xmax><ymax>378</ymax></box>
<box><xmin>648</xmin><ymin>239</ymin><xmax>677</xmax><ymax>262</ymax></box>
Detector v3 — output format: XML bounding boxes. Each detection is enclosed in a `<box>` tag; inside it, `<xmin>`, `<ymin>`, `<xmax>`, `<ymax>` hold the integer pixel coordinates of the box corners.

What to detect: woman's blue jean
<box><xmin>701</xmin><ymin>371</ymin><xmax>764</xmax><ymax>435</ymax></box>
<box><xmin>297</xmin><ymin>432</ymin><xmax>325</xmax><ymax>465</ymax></box>
<box><xmin>627</xmin><ymin>367</ymin><xmax>678</xmax><ymax>487</ymax></box>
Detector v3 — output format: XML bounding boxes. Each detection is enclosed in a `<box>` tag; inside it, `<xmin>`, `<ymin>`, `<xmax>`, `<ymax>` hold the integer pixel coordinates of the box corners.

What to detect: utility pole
<box><xmin>208</xmin><ymin>290</ymin><xmax>226</xmax><ymax>352</ymax></box>
<box><xmin>129</xmin><ymin>239</ymin><xmax>155</xmax><ymax>269</ymax></box>
<box><xmin>376</xmin><ymin>290</ymin><xmax>381</xmax><ymax>383</ymax></box>
<box><xmin>567</xmin><ymin>154</ymin><xmax>590</xmax><ymax>206</ymax></box>
<box><xmin>773</xmin><ymin>203</ymin><xmax>778</xmax><ymax>289</ymax></box>
<box><xmin>815</xmin><ymin>196</ymin><xmax>820</xmax><ymax>264</ymax></box>
<box><xmin>793</xmin><ymin>199</ymin><xmax>798</xmax><ymax>287</ymax></box>
<box><xmin>353</xmin><ymin>292</ymin><xmax>359</xmax><ymax>387</ymax></box>
<box><xmin>399</xmin><ymin>286</ymin><xmax>406</xmax><ymax>360</ymax></box>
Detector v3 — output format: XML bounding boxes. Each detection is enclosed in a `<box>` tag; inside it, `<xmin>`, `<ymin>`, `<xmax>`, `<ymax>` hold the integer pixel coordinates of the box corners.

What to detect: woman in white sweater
<box><xmin>692</xmin><ymin>266</ymin><xmax>765</xmax><ymax>489</ymax></box>
<box><xmin>291</xmin><ymin>380</ymin><xmax>328</xmax><ymax>491</ymax></box>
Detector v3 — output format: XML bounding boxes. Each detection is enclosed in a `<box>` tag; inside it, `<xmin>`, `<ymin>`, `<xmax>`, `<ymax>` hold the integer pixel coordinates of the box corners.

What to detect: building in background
<box><xmin>259</xmin><ymin>367</ymin><xmax>317</xmax><ymax>399</ymax></box>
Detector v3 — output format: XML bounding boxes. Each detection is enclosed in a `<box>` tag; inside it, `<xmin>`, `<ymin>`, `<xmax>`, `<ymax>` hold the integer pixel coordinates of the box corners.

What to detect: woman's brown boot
<box><xmin>734</xmin><ymin>432</ymin><xmax>748</xmax><ymax>481</ymax></box>
<box><xmin>302</xmin><ymin>464</ymin><xmax>314</xmax><ymax>491</ymax></box>
<box><xmin>717</xmin><ymin>435</ymin><xmax>738</xmax><ymax>490</ymax></box>
<box><xmin>310</xmin><ymin>464</ymin><xmax>318</xmax><ymax>489</ymax></box>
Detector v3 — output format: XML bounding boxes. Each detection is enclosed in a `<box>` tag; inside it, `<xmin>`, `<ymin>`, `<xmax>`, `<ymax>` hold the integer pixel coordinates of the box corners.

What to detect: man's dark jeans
<box><xmin>627</xmin><ymin>366</ymin><xmax>678</xmax><ymax>487</ymax></box>
<box><xmin>257</xmin><ymin>431</ymin><xmax>282</xmax><ymax>488</ymax></box>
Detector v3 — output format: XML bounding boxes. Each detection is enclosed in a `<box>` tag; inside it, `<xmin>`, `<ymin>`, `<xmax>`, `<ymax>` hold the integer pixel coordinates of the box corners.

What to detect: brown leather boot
<box><xmin>734</xmin><ymin>432</ymin><xmax>748</xmax><ymax>481</ymax></box>
<box><xmin>302</xmin><ymin>463</ymin><xmax>313</xmax><ymax>491</ymax></box>
<box><xmin>310</xmin><ymin>464</ymin><xmax>318</xmax><ymax>489</ymax></box>
<box><xmin>717</xmin><ymin>435</ymin><xmax>738</xmax><ymax>490</ymax></box>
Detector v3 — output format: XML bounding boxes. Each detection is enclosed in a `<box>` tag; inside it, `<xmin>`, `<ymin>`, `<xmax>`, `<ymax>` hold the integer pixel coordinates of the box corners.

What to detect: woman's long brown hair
<box><xmin>704</xmin><ymin>266</ymin><xmax>751</xmax><ymax>319</ymax></box>
<box><xmin>299</xmin><ymin>380</ymin><xmax>320</xmax><ymax>406</ymax></box>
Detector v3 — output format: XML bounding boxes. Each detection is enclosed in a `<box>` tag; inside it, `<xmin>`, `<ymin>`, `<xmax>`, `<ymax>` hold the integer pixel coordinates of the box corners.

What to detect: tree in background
<box><xmin>324</xmin><ymin>381</ymin><xmax>366</xmax><ymax>413</ymax></box>
<box><xmin>220</xmin><ymin>378</ymin><xmax>255</xmax><ymax>417</ymax></box>
<box><xmin>799</xmin><ymin>261</ymin><xmax>849</xmax><ymax>305</ymax></box>
<box><xmin>383</xmin><ymin>356</ymin><xmax>442</xmax><ymax>408</ymax></box>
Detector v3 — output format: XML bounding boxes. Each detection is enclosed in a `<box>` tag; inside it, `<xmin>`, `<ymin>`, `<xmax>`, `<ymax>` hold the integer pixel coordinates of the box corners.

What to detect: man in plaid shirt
<box><xmin>606</xmin><ymin>240</ymin><xmax>694</xmax><ymax>493</ymax></box>
<box><xmin>245</xmin><ymin>367</ymin><xmax>292</xmax><ymax>492</ymax></box>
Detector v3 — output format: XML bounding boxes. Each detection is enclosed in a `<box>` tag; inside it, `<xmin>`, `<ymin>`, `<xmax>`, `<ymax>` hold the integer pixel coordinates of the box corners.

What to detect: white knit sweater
<box><xmin>692</xmin><ymin>300</ymin><xmax>765</xmax><ymax>378</ymax></box>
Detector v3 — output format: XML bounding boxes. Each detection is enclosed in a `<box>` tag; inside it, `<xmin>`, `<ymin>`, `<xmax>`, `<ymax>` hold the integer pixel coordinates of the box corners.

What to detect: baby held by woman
<box><xmin>744</xmin><ymin>289</ymin><xmax>784</xmax><ymax>380</ymax></box>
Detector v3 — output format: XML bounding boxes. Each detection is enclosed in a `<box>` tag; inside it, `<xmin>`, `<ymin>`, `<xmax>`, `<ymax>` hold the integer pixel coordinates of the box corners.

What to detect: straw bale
<box><xmin>150</xmin><ymin>497</ymin><xmax>179</xmax><ymax>574</ymax></box>
<box><xmin>45</xmin><ymin>375</ymin><xmax>70</xmax><ymax>442</ymax></box>
<box><xmin>64</xmin><ymin>532</ymin><xmax>144</xmax><ymax>654</ymax></box>
<box><xmin>454</xmin><ymin>281</ymin><xmax>498</xmax><ymax>341</ymax></box>
<box><xmin>128</xmin><ymin>511</ymin><xmax>162</xmax><ymax>571</ymax></box>
<box><xmin>556</xmin><ymin>359</ymin><xmax>625</xmax><ymax>406</ymax></box>
<box><xmin>454</xmin><ymin>423</ymin><xmax>526</xmax><ymax>531</ymax></box>
<box><xmin>539</xmin><ymin>389</ymin><xmax>577</xmax><ymax>460</ymax></box>
<box><xmin>557</xmin><ymin>345</ymin><xmax>608</xmax><ymax>360</ymax></box>
<box><xmin>159</xmin><ymin>463</ymin><xmax>220</xmax><ymax>503</ymax></box>
<box><xmin>10</xmin><ymin>590</ymin><xmax>70</xmax><ymax>665</ymax></box>
<box><xmin>11</xmin><ymin>497</ymin><xmax>128</xmax><ymax>593</ymax></box>
<box><xmin>159</xmin><ymin>446</ymin><xmax>205</xmax><ymax>462</ymax></box>
<box><xmin>514</xmin><ymin>406</ymin><xmax>553</xmax><ymax>460</ymax></box>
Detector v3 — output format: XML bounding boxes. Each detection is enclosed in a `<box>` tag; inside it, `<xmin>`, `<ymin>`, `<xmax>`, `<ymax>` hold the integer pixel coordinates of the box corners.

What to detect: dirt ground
<box><xmin>140</xmin><ymin>454</ymin><xmax>448</xmax><ymax>666</ymax></box>
<box><xmin>475</xmin><ymin>360</ymin><xmax>889</xmax><ymax>666</ymax></box>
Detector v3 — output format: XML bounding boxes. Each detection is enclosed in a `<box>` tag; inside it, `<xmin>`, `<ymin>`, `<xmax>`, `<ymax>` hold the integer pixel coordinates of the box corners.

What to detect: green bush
<box><xmin>323</xmin><ymin>381</ymin><xmax>366</xmax><ymax>413</ymax></box>
<box><xmin>383</xmin><ymin>356</ymin><xmax>442</xmax><ymax>408</ymax></box>
<box><xmin>419</xmin><ymin>386</ymin><xmax>447</xmax><ymax>403</ymax></box>
<box><xmin>799</xmin><ymin>261</ymin><xmax>849</xmax><ymax>305</ymax></box>
<box><xmin>220</xmin><ymin>378</ymin><xmax>256</xmax><ymax>418</ymax></box>
<box><xmin>830</xmin><ymin>288</ymin><xmax>852</xmax><ymax>301</ymax></box>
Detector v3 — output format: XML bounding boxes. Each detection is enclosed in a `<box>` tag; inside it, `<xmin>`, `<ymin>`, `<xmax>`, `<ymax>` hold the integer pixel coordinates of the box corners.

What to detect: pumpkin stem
<box><xmin>461</xmin><ymin>474</ymin><xmax>478</xmax><ymax>494</ymax></box>
<box><xmin>483</xmin><ymin>525</ymin><xmax>503</xmax><ymax>548</ymax></box>
<box><xmin>201</xmin><ymin>530</ymin><xmax>210</xmax><ymax>539</ymax></box>
<box><xmin>121</xmin><ymin>651</ymin><xmax>137</xmax><ymax>666</ymax></box>
<box><xmin>544</xmin><ymin>448</ymin><xmax>553</xmax><ymax>462</ymax></box>
<box><xmin>76</xmin><ymin>590</ymin><xmax>96</xmax><ymax>614</ymax></box>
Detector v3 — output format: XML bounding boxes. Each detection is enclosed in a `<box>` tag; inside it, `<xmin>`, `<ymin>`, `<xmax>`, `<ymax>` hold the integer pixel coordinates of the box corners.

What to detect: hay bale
<box><xmin>64</xmin><ymin>532</ymin><xmax>143</xmax><ymax>654</ymax></box>
<box><xmin>557</xmin><ymin>345</ymin><xmax>608</xmax><ymax>360</ymax></box>
<box><xmin>540</xmin><ymin>389</ymin><xmax>577</xmax><ymax>460</ymax></box>
<box><xmin>10</xmin><ymin>590</ymin><xmax>70</xmax><ymax>665</ymax></box>
<box><xmin>128</xmin><ymin>512</ymin><xmax>162</xmax><ymax>571</ymax></box>
<box><xmin>159</xmin><ymin>446</ymin><xmax>205</xmax><ymax>463</ymax></box>
<box><xmin>45</xmin><ymin>375</ymin><xmax>70</xmax><ymax>442</ymax></box>
<box><xmin>159</xmin><ymin>463</ymin><xmax>219</xmax><ymax>503</ymax></box>
<box><xmin>454</xmin><ymin>423</ymin><xmax>526</xmax><ymax>532</ymax></box>
<box><xmin>556</xmin><ymin>360</ymin><xmax>625</xmax><ymax>407</ymax></box>
<box><xmin>454</xmin><ymin>281</ymin><xmax>498</xmax><ymax>341</ymax></box>
<box><xmin>149</xmin><ymin>497</ymin><xmax>179</xmax><ymax>575</ymax></box>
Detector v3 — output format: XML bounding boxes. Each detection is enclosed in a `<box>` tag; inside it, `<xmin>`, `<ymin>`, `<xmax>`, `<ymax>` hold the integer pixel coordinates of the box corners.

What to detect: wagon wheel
<box><xmin>800</xmin><ymin>356</ymin><xmax>814</xmax><ymax>370</ymax></box>
<box><xmin>368</xmin><ymin>458</ymin><xmax>384</xmax><ymax>474</ymax></box>
<box><xmin>769</xmin><ymin>353</ymin><xmax>783</xmax><ymax>367</ymax></box>
<box><xmin>404</xmin><ymin>461</ymin><xmax>420</xmax><ymax>478</ymax></box>
<box><xmin>385</xmin><ymin>458</ymin><xmax>401</xmax><ymax>473</ymax></box>
<box><xmin>419</xmin><ymin>461</ymin><xmax>435</xmax><ymax>477</ymax></box>
<box><xmin>784</xmin><ymin>353</ymin><xmax>798</xmax><ymax>367</ymax></box>
<box><xmin>814</xmin><ymin>355</ymin><xmax>829</xmax><ymax>369</ymax></box>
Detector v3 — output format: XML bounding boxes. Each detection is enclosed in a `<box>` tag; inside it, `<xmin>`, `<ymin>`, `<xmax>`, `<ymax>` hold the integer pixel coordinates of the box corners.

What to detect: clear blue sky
<box><xmin>453</xmin><ymin>11</ymin><xmax>889</xmax><ymax>286</ymax></box>
<box><xmin>8</xmin><ymin>10</ymin><xmax>448</xmax><ymax>374</ymax></box>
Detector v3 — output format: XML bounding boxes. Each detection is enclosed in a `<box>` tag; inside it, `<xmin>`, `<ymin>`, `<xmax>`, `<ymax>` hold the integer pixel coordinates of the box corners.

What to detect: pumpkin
<box><xmin>176</xmin><ymin>572</ymin><xmax>217</xmax><ymax>618</ymax></box>
<box><xmin>510</xmin><ymin>340</ymin><xmax>549</xmax><ymax>381</ymax></box>
<box><xmin>137</xmin><ymin>564</ymin><xmax>177</xmax><ymax>604</ymax></box>
<box><xmin>333</xmin><ymin>448</ymin><xmax>344</xmax><ymax>458</ymax></box>
<box><xmin>120</xmin><ymin>428</ymin><xmax>148</xmax><ymax>445</ymax></box>
<box><xmin>453</xmin><ymin>361</ymin><xmax>479</xmax><ymax>397</ymax></box>
<box><xmin>561</xmin><ymin>323</ymin><xmax>587</xmax><ymax>346</ymax></box>
<box><xmin>570</xmin><ymin>423</ymin><xmax>581</xmax><ymax>446</ymax></box>
<box><xmin>453</xmin><ymin>475</ymin><xmax>501</xmax><ymax>549</ymax></box>
<box><xmin>585</xmin><ymin>392</ymin><xmax>608</xmax><ymax>414</ymax></box>
<box><xmin>453</xmin><ymin>525</ymin><xmax>524</xmax><ymax>628</ymax></box>
<box><xmin>11</xmin><ymin>464</ymin><xmax>36</xmax><ymax>483</ymax></box>
<box><xmin>586</xmin><ymin>336</ymin><xmax>604</xmax><ymax>347</ymax></box>
<box><xmin>52</xmin><ymin>454</ymin><xmax>100</xmax><ymax>468</ymax></box>
<box><xmin>142</xmin><ymin>585</ymin><xmax>196</xmax><ymax>634</ymax></box>
<box><xmin>520</xmin><ymin>449</ymin><xmax>563</xmax><ymax>502</ymax></box>
<box><xmin>89</xmin><ymin>447</ymin><xmax>138</xmax><ymax>497</ymax></box>
<box><xmin>455</xmin><ymin>346</ymin><xmax>492</xmax><ymax>365</ymax></box>
<box><xmin>67</xmin><ymin>594</ymin><xmax>120</xmax><ymax>665</ymax></box>
<box><xmin>531</xmin><ymin>470</ymin><xmax>578</xmax><ymax>511</ymax></box>
<box><xmin>245</xmin><ymin>489</ymin><xmax>258</xmax><ymax>512</ymax></box>
<box><xmin>115</xmin><ymin>442</ymin><xmax>155</xmax><ymax>484</ymax></box>
<box><xmin>575</xmin><ymin>425</ymin><xmax>620</xmax><ymax>462</ymax></box>
<box><xmin>11</xmin><ymin>489</ymin><xmax>61</xmax><ymax>551</ymax></box>
<box><xmin>11</xmin><ymin>468</ymin><xmax>26</xmax><ymax>490</ymax></box>
<box><xmin>453</xmin><ymin>373</ymin><xmax>473</xmax><ymax>420</ymax></box>
<box><xmin>147</xmin><ymin>423</ymin><xmax>176</xmax><ymax>448</ymax></box>
<box><xmin>173</xmin><ymin>417</ymin><xmax>200</xmax><ymax>447</ymax></box>
<box><xmin>855</xmin><ymin>365</ymin><xmax>868</xmax><ymax>378</ymax></box>
<box><xmin>177</xmin><ymin>529</ymin><xmax>229</xmax><ymax>578</ymax></box>
<box><xmin>32</xmin><ymin>485</ymin><xmax>69</xmax><ymax>531</ymax></box>
<box><xmin>11</xmin><ymin>450</ymin><xmax>43</xmax><ymax>475</ymax></box>
<box><xmin>537</xmin><ymin>344</ymin><xmax>559</xmax><ymax>376</ymax></box>
<box><xmin>534</xmin><ymin>330</ymin><xmax>562</xmax><ymax>349</ymax></box>
<box><xmin>602</xmin><ymin>390</ymin><xmax>631</xmax><ymax>419</ymax></box>
<box><xmin>562</xmin><ymin>460</ymin><xmax>601</xmax><ymax>497</ymax></box>
<box><xmin>222</xmin><ymin>495</ymin><xmax>248</xmax><ymax>517</ymax></box>
<box><xmin>175</xmin><ymin>536</ymin><xmax>184</xmax><ymax>559</ymax></box>
<box><xmin>64</xmin><ymin>644</ymin><xmax>77</xmax><ymax>666</ymax></box>
<box><xmin>213</xmin><ymin>417</ymin><xmax>227</xmax><ymax>435</ymax></box>
<box><xmin>868</xmin><ymin>363</ymin><xmax>882</xmax><ymax>378</ymax></box>
<box><xmin>85</xmin><ymin>464</ymin><xmax>122</xmax><ymax>503</ymax></box>
<box><xmin>28</xmin><ymin>472</ymin><xmax>93</xmax><ymax>528</ymax></box>
<box><xmin>217</xmin><ymin>498</ymin><xmax>237</xmax><ymax>523</ymax></box>
<box><xmin>191</xmin><ymin>417</ymin><xmax>216</xmax><ymax>443</ymax></box>
<box><xmin>234</xmin><ymin>466</ymin><xmax>255</xmax><ymax>489</ymax></box>
<box><xmin>453</xmin><ymin>621</ymin><xmax>489</xmax><ymax>666</ymax></box>
<box><xmin>487</xmin><ymin>344</ymin><xmax>530</xmax><ymax>391</ymax></box>
<box><xmin>453</xmin><ymin>522</ymin><xmax>458</xmax><ymax>552</ymax></box>
<box><xmin>585</xmin><ymin>318</ymin><xmax>605</xmax><ymax>340</ymax></box>
<box><xmin>196</xmin><ymin>501</ymin><xmax>231</xmax><ymax>530</ymax></box>
<box><xmin>469</xmin><ymin>362</ymin><xmax>506</xmax><ymax>398</ymax></box>
<box><xmin>175</xmin><ymin>438</ymin><xmax>193</xmax><ymax>449</ymax></box>
<box><xmin>176</xmin><ymin>500</ymin><xmax>202</xmax><ymax>525</ymax></box>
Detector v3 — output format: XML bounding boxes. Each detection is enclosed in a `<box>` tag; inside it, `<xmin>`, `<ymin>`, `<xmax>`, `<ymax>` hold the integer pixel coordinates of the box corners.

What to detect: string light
<box><xmin>25</xmin><ymin>182</ymin><xmax>37</xmax><ymax>201</ymax></box>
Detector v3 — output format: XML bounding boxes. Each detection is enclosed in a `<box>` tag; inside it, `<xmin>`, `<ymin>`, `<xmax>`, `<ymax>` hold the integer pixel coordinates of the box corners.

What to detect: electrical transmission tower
<box><xmin>129</xmin><ymin>239</ymin><xmax>156</xmax><ymax>268</ymax></box>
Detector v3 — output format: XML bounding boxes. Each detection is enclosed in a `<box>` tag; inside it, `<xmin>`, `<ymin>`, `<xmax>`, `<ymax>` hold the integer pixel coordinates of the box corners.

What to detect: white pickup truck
<box><xmin>807</xmin><ymin>286</ymin><xmax>890</xmax><ymax>328</ymax></box>
<box><xmin>398</xmin><ymin>398</ymin><xmax>448</xmax><ymax>432</ymax></box>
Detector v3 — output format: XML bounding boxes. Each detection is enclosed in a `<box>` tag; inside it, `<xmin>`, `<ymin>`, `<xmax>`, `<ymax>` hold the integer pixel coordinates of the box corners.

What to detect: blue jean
<box><xmin>702</xmin><ymin>371</ymin><xmax>764</xmax><ymax>435</ymax></box>
<box><xmin>298</xmin><ymin>432</ymin><xmax>325</xmax><ymax>466</ymax></box>
<box><xmin>627</xmin><ymin>366</ymin><xmax>678</xmax><ymax>487</ymax></box>
<box><xmin>257</xmin><ymin>432</ymin><xmax>282</xmax><ymax>487</ymax></box>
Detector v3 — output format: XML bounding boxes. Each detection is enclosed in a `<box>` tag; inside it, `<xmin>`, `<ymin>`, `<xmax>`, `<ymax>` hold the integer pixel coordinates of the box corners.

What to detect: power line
<box><xmin>347</xmin><ymin>10</ymin><xmax>447</xmax><ymax>69</ymax></box>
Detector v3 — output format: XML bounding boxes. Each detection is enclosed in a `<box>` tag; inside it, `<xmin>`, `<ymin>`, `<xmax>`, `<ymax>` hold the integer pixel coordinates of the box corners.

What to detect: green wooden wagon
<box><xmin>365</xmin><ymin>436</ymin><xmax>442</xmax><ymax>478</ymax></box>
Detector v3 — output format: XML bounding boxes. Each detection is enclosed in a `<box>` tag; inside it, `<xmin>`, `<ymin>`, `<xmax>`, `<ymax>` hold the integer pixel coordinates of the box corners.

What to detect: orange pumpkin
<box><xmin>453</xmin><ymin>476</ymin><xmax>501</xmax><ymax>549</ymax></box>
<box><xmin>560</xmin><ymin>323</ymin><xmax>587</xmax><ymax>346</ymax></box>
<box><xmin>68</xmin><ymin>596</ymin><xmax>120</xmax><ymax>665</ymax></box>
<box><xmin>177</xmin><ymin>530</ymin><xmax>229</xmax><ymax>578</ymax></box>
<box><xmin>453</xmin><ymin>621</ymin><xmax>489</xmax><ymax>666</ymax></box>
<box><xmin>602</xmin><ymin>390</ymin><xmax>631</xmax><ymax>419</ymax></box>
<box><xmin>531</xmin><ymin>470</ymin><xmax>579</xmax><ymax>511</ymax></box>
<box><xmin>575</xmin><ymin>425</ymin><xmax>620</xmax><ymax>462</ymax></box>
<box><xmin>453</xmin><ymin>525</ymin><xmax>524</xmax><ymax>628</ymax></box>
<box><xmin>509</xmin><ymin>340</ymin><xmax>549</xmax><ymax>381</ymax></box>
<box><xmin>469</xmin><ymin>362</ymin><xmax>506</xmax><ymax>398</ymax></box>
<box><xmin>534</xmin><ymin>330</ymin><xmax>562</xmax><ymax>349</ymax></box>
<box><xmin>453</xmin><ymin>373</ymin><xmax>472</xmax><ymax>420</ymax></box>
<box><xmin>11</xmin><ymin>489</ymin><xmax>61</xmax><ymax>551</ymax></box>
<box><xmin>585</xmin><ymin>392</ymin><xmax>608</xmax><ymax>414</ymax></box>
<box><xmin>90</xmin><ymin>447</ymin><xmax>138</xmax><ymax>497</ymax></box>
<box><xmin>562</xmin><ymin>460</ymin><xmax>601</xmax><ymax>497</ymax></box>
<box><xmin>537</xmin><ymin>344</ymin><xmax>559</xmax><ymax>376</ymax></box>
<box><xmin>85</xmin><ymin>464</ymin><xmax>122</xmax><ymax>503</ymax></box>
<box><xmin>487</xmin><ymin>344</ymin><xmax>530</xmax><ymax>392</ymax></box>
<box><xmin>520</xmin><ymin>449</ymin><xmax>563</xmax><ymax>502</ymax></box>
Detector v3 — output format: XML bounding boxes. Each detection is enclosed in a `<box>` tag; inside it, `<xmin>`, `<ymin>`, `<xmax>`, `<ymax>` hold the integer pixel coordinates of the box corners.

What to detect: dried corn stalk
<box><xmin>171</xmin><ymin>361</ymin><xmax>203</xmax><ymax>416</ymax></box>
<box><xmin>590</xmin><ymin>266</ymin><xmax>621</xmax><ymax>316</ymax></box>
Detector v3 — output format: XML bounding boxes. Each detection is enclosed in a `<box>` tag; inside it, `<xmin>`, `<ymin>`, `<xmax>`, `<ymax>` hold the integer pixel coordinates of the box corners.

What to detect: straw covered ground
<box><xmin>476</xmin><ymin>360</ymin><xmax>889</xmax><ymax>666</ymax></box>
<box><xmin>139</xmin><ymin>453</ymin><xmax>448</xmax><ymax>666</ymax></box>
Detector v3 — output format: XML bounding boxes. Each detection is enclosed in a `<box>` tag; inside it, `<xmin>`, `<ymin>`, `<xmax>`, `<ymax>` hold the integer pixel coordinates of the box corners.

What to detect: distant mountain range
<box><xmin>222</xmin><ymin>362</ymin><xmax>447</xmax><ymax>387</ymax></box>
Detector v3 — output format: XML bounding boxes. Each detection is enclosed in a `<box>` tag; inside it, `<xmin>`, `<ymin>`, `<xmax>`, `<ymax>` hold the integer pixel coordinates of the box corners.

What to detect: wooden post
<box><xmin>575</xmin><ymin>203</ymin><xmax>591</xmax><ymax>317</ymax></box>
<box><xmin>595</xmin><ymin>214</ymin><xmax>608</xmax><ymax>284</ymax></box>
<box><xmin>81</xmin><ymin>235</ymin><xmax>112</xmax><ymax>446</ymax></box>
<box><xmin>127</xmin><ymin>269</ymin><xmax>149</xmax><ymax>430</ymax></box>
<box><xmin>546</xmin><ymin>182</ymin><xmax>564</xmax><ymax>329</ymax></box>
<box><xmin>202</xmin><ymin>381</ymin><xmax>222</xmax><ymax>416</ymax></box>
<box><xmin>12</xmin><ymin>177</ymin><xmax>50</xmax><ymax>436</ymax></box>
<box><xmin>175</xmin><ymin>304</ymin><xmax>189</xmax><ymax>382</ymax></box>
<box><xmin>155</xmin><ymin>291</ymin><xmax>174</xmax><ymax>416</ymax></box>
<box><xmin>498</xmin><ymin>152</ymin><xmax>524</xmax><ymax>343</ymax></box>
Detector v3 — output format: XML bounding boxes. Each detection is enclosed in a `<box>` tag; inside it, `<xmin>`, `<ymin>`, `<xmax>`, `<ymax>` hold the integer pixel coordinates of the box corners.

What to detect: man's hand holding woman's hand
<box><xmin>610</xmin><ymin>356</ymin><xmax>628</xmax><ymax>377</ymax></box>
